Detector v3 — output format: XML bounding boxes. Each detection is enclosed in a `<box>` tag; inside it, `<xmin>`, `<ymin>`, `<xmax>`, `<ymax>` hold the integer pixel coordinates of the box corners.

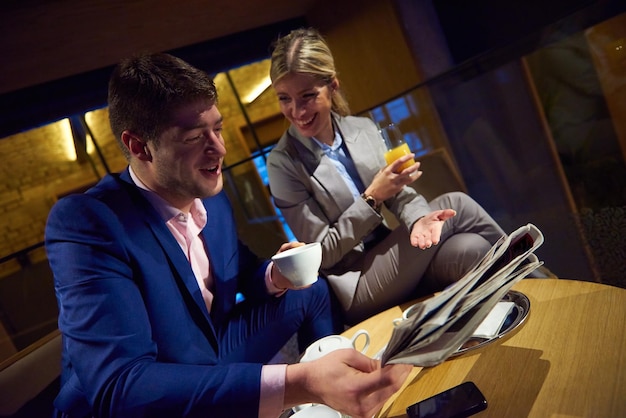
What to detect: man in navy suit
<box><xmin>45</xmin><ymin>52</ymin><xmax>411</xmax><ymax>418</ymax></box>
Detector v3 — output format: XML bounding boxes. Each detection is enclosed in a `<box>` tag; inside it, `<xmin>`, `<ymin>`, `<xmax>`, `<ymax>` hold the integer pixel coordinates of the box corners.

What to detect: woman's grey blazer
<box><xmin>267</xmin><ymin>114</ymin><xmax>432</xmax><ymax>309</ymax></box>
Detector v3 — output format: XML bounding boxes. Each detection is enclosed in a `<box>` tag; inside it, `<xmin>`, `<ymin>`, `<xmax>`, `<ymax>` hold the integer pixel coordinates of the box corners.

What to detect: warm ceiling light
<box><xmin>242</xmin><ymin>75</ymin><xmax>272</xmax><ymax>104</ymax></box>
<box><xmin>59</xmin><ymin>118</ymin><xmax>77</xmax><ymax>161</ymax></box>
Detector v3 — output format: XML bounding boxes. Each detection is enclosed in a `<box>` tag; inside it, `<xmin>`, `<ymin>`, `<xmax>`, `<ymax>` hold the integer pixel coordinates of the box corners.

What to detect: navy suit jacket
<box><xmin>45</xmin><ymin>169</ymin><xmax>272</xmax><ymax>417</ymax></box>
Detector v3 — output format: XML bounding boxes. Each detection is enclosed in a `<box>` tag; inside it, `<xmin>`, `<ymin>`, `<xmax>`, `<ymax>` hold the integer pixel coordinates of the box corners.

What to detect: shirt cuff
<box><xmin>266</xmin><ymin>262</ymin><xmax>288</xmax><ymax>297</ymax></box>
<box><xmin>258</xmin><ymin>364</ymin><xmax>287</xmax><ymax>418</ymax></box>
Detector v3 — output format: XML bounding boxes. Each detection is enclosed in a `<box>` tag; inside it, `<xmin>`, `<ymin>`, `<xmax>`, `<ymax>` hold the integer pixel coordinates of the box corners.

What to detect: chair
<box><xmin>0</xmin><ymin>322</ymin><xmax>17</xmax><ymax>363</ymax></box>
<box><xmin>0</xmin><ymin>329</ymin><xmax>61</xmax><ymax>416</ymax></box>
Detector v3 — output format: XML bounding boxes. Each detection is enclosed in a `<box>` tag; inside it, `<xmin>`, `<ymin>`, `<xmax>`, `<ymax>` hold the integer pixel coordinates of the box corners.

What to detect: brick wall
<box><xmin>0</xmin><ymin>108</ymin><xmax>126</xmax><ymax>276</ymax></box>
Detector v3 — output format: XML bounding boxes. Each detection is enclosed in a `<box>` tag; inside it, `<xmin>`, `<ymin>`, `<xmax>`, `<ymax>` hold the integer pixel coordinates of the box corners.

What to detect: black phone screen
<box><xmin>406</xmin><ymin>381</ymin><xmax>487</xmax><ymax>418</ymax></box>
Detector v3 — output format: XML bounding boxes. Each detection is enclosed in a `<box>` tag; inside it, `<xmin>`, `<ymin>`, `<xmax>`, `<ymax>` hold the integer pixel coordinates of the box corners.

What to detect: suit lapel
<box><xmin>200</xmin><ymin>212</ymin><xmax>223</xmax><ymax>291</ymax></box>
<box><xmin>336</xmin><ymin>116</ymin><xmax>382</xmax><ymax>185</ymax></box>
<box><xmin>288</xmin><ymin>125</ymin><xmax>356</xmax><ymax>212</ymax></box>
<box><xmin>151</xmin><ymin>219</ymin><xmax>212</xmax><ymax>313</ymax></box>
<box><xmin>117</xmin><ymin>171</ymin><xmax>218</xmax><ymax>344</ymax></box>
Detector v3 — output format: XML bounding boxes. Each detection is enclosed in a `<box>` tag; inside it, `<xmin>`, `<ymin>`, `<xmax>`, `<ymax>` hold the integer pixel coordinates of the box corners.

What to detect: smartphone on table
<box><xmin>406</xmin><ymin>381</ymin><xmax>487</xmax><ymax>418</ymax></box>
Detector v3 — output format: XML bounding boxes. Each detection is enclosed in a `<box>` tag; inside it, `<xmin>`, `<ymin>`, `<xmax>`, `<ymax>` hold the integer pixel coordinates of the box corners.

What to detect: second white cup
<box><xmin>299</xmin><ymin>330</ymin><xmax>370</xmax><ymax>363</ymax></box>
<box><xmin>392</xmin><ymin>302</ymin><xmax>423</xmax><ymax>326</ymax></box>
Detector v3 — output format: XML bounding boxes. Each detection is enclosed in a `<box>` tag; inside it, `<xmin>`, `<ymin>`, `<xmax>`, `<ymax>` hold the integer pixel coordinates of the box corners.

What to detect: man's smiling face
<box><xmin>143</xmin><ymin>99</ymin><xmax>227</xmax><ymax>210</ymax></box>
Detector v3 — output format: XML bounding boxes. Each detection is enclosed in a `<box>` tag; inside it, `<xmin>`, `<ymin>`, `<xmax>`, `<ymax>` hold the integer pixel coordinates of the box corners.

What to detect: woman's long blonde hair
<box><xmin>270</xmin><ymin>28</ymin><xmax>350</xmax><ymax>116</ymax></box>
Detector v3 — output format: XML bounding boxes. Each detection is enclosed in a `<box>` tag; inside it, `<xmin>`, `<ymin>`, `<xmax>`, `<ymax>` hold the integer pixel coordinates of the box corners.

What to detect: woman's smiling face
<box><xmin>273</xmin><ymin>73</ymin><xmax>337</xmax><ymax>144</ymax></box>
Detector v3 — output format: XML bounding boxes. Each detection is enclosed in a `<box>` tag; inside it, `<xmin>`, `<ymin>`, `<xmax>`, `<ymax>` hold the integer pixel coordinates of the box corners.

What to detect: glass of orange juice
<box><xmin>379</xmin><ymin>123</ymin><xmax>414</xmax><ymax>173</ymax></box>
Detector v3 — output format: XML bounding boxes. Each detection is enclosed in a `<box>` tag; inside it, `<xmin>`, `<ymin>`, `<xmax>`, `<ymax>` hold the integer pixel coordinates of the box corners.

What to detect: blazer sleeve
<box><xmin>46</xmin><ymin>192</ymin><xmax>263</xmax><ymax>418</ymax></box>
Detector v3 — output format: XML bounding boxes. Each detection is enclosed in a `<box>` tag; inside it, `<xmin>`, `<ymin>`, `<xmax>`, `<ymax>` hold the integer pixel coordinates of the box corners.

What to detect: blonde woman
<box><xmin>267</xmin><ymin>28</ymin><xmax>508</xmax><ymax>324</ymax></box>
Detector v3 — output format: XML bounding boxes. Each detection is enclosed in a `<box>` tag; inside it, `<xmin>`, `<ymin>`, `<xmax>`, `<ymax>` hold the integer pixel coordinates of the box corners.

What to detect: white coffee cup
<box><xmin>291</xmin><ymin>404</ymin><xmax>342</xmax><ymax>418</ymax></box>
<box><xmin>271</xmin><ymin>242</ymin><xmax>322</xmax><ymax>287</ymax></box>
<box><xmin>392</xmin><ymin>302</ymin><xmax>422</xmax><ymax>326</ymax></box>
<box><xmin>299</xmin><ymin>330</ymin><xmax>370</xmax><ymax>363</ymax></box>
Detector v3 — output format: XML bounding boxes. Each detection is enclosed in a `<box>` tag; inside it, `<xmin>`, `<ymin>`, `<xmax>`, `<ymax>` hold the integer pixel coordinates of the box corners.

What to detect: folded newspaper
<box><xmin>381</xmin><ymin>223</ymin><xmax>544</xmax><ymax>367</ymax></box>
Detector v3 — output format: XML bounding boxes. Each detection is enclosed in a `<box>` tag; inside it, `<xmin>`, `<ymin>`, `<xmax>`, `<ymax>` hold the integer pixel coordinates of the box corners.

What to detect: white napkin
<box><xmin>472</xmin><ymin>301</ymin><xmax>515</xmax><ymax>339</ymax></box>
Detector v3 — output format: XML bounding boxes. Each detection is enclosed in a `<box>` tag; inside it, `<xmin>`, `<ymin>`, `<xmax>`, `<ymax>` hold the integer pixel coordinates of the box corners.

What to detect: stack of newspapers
<box><xmin>381</xmin><ymin>223</ymin><xmax>544</xmax><ymax>367</ymax></box>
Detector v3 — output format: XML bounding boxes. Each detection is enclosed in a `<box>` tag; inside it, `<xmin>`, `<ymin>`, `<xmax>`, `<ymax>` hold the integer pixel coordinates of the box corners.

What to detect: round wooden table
<box><xmin>342</xmin><ymin>279</ymin><xmax>626</xmax><ymax>417</ymax></box>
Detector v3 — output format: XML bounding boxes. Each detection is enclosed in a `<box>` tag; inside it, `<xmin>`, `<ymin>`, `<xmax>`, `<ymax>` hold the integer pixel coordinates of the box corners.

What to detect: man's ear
<box><xmin>122</xmin><ymin>131</ymin><xmax>152</xmax><ymax>161</ymax></box>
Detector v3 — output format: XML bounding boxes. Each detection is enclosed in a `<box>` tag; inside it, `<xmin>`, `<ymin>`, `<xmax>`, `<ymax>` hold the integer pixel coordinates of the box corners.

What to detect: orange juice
<box><xmin>384</xmin><ymin>143</ymin><xmax>414</xmax><ymax>172</ymax></box>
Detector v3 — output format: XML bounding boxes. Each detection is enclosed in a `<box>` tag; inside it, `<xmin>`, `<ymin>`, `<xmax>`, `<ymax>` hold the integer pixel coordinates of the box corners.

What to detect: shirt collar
<box><xmin>128</xmin><ymin>166</ymin><xmax>206</xmax><ymax>227</ymax></box>
<box><xmin>311</xmin><ymin>130</ymin><xmax>343</xmax><ymax>153</ymax></box>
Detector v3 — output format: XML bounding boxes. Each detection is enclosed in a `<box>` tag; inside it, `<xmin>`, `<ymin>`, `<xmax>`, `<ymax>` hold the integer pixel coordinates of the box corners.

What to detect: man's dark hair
<box><xmin>108</xmin><ymin>52</ymin><xmax>217</xmax><ymax>159</ymax></box>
